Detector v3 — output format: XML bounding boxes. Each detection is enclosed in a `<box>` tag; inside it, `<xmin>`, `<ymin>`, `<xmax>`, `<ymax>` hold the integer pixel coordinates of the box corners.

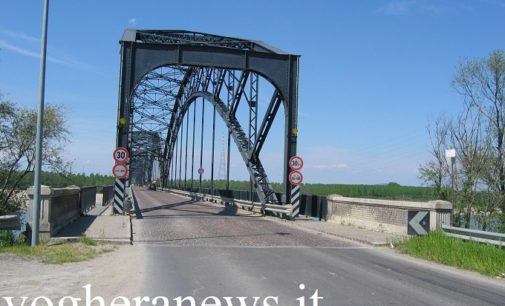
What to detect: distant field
<box><xmin>184</xmin><ymin>180</ymin><xmax>438</xmax><ymax>202</ymax></box>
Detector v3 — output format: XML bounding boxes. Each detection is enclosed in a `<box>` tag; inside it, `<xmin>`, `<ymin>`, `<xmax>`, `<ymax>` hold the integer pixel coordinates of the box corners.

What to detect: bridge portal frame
<box><xmin>116</xmin><ymin>30</ymin><xmax>299</xmax><ymax>215</ymax></box>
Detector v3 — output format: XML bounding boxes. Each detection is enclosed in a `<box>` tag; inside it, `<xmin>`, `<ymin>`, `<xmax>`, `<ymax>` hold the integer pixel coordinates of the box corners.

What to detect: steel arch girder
<box><xmin>165</xmin><ymin>91</ymin><xmax>278</xmax><ymax>206</ymax></box>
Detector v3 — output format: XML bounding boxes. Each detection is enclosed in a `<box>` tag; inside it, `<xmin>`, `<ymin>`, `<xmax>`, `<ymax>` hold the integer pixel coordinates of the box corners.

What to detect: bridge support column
<box><xmin>284</xmin><ymin>56</ymin><xmax>300</xmax><ymax>219</ymax></box>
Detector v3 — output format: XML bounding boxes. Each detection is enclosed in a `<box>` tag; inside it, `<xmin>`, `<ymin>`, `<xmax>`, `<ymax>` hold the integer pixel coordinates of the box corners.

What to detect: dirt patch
<box><xmin>0</xmin><ymin>244</ymin><xmax>146</xmax><ymax>300</ymax></box>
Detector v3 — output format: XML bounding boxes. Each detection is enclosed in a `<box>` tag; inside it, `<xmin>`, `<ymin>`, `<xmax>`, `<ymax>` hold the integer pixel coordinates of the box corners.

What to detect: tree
<box><xmin>453</xmin><ymin>50</ymin><xmax>505</xmax><ymax>207</ymax></box>
<box><xmin>419</xmin><ymin>116</ymin><xmax>451</xmax><ymax>200</ymax></box>
<box><xmin>0</xmin><ymin>96</ymin><xmax>69</xmax><ymax>215</ymax></box>
<box><xmin>420</xmin><ymin>50</ymin><xmax>505</xmax><ymax>230</ymax></box>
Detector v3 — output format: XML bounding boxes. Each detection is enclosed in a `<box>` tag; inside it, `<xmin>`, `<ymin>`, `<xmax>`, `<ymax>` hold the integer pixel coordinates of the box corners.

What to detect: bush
<box><xmin>0</xmin><ymin>230</ymin><xmax>15</xmax><ymax>248</ymax></box>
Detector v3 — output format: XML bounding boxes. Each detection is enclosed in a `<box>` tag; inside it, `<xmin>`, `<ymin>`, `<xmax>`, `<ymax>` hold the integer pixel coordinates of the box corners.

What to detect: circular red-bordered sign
<box><xmin>288</xmin><ymin>170</ymin><xmax>303</xmax><ymax>186</ymax></box>
<box><xmin>198</xmin><ymin>168</ymin><xmax>204</xmax><ymax>175</ymax></box>
<box><xmin>289</xmin><ymin>156</ymin><xmax>304</xmax><ymax>171</ymax></box>
<box><xmin>112</xmin><ymin>163</ymin><xmax>128</xmax><ymax>179</ymax></box>
<box><xmin>113</xmin><ymin>147</ymin><xmax>129</xmax><ymax>163</ymax></box>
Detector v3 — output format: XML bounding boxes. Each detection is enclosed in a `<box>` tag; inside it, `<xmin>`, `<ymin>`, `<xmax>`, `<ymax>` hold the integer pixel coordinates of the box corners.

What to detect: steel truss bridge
<box><xmin>114</xmin><ymin>29</ymin><xmax>300</xmax><ymax>218</ymax></box>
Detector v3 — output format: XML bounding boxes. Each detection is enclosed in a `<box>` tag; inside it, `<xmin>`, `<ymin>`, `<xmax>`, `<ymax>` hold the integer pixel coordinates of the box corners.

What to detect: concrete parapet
<box><xmin>326</xmin><ymin>195</ymin><xmax>452</xmax><ymax>235</ymax></box>
<box><xmin>27</xmin><ymin>185</ymin><xmax>81</xmax><ymax>240</ymax></box>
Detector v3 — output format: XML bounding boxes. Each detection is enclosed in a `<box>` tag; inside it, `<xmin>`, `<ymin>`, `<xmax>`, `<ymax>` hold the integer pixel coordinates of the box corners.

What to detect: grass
<box><xmin>397</xmin><ymin>231</ymin><xmax>505</xmax><ymax>277</ymax></box>
<box><xmin>0</xmin><ymin>233</ymin><xmax>113</xmax><ymax>264</ymax></box>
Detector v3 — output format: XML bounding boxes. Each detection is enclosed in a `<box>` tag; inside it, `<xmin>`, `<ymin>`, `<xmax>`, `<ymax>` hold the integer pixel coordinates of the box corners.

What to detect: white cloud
<box><xmin>313</xmin><ymin>163</ymin><xmax>348</xmax><ymax>170</ymax></box>
<box><xmin>0</xmin><ymin>28</ymin><xmax>39</xmax><ymax>43</ymax></box>
<box><xmin>128</xmin><ymin>18</ymin><xmax>137</xmax><ymax>26</ymax></box>
<box><xmin>0</xmin><ymin>39</ymin><xmax>67</xmax><ymax>65</ymax></box>
<box><xmin>377</xmin><ymin>0</ymin><xmax>444</xmax><ymax>16</ymax></box>
<box><xmin>0</xmin><ymin>38</ymin><xmax>98</xmax><ymax>72</ymax></box>
<box><xmin>378</xmin><ymin>0</ymin><xmax>416</xmax><ymax>15</ymax></box>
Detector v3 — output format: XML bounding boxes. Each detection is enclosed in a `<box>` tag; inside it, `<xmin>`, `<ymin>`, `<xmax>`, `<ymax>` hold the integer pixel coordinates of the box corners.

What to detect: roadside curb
<box><xmin>49</xmin><ymin>236</ymin><xmax>131</xmax><ymax>245</ymax></box>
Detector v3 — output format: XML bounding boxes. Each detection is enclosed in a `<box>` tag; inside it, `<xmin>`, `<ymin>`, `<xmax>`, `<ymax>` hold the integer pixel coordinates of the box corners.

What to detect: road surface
<box><xmin>131</xmin><ymin>188</ymin><xmax>505</xmax><ymax>305</ymax></box>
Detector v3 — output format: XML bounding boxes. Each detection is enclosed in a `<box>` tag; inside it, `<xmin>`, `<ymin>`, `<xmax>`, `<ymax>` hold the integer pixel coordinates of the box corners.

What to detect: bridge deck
<box><xmin>132</xmin><ymin>188</ymin><xmax>353</xmax><ymax>247</ymax></box>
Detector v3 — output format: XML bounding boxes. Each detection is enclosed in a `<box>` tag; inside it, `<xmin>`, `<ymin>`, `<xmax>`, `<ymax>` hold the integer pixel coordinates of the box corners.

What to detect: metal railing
<box><xmin>79</xmin><ymin>186</ymin><xmax>97</xmax><ymax>214</ymax></box>
<box><xmin>165</xmin><ymin>186</ymin><xmax>328</xmax><ymax>220</ymax></box>
<box><xmin>442</xmin><ymin>225</ymin><xmax>505</xmax><ymax>247</ymax></box>
<box><xmin>102</xmin><ymin>185</ymin><xmax>114</xmax><ymax>206</ymax></box>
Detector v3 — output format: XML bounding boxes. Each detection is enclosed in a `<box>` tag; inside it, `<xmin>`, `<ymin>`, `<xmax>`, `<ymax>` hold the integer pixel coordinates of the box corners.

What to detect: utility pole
<box><xmin>31</xmin><ymin>0</ymin><xmax>50</xmax><ymax>246</ymax></box>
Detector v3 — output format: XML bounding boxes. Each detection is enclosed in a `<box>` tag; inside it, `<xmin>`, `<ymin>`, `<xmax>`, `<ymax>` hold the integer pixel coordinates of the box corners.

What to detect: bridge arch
<box><xmin>116</xmin><ymin>30</ymin><xmax>299</xmax><ymax>215</ymax></box>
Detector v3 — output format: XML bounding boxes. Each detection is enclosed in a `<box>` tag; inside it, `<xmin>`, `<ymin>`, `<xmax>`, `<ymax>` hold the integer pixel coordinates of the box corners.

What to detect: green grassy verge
<box><xmin>397</xmin><ymin>231</ymin><xmax>505</xmax><ymax>277</ymax></box>
<box><xmin>0</xmin><ymin>233</ymin><xmax>114</xmax><ymax>264</ymax></box>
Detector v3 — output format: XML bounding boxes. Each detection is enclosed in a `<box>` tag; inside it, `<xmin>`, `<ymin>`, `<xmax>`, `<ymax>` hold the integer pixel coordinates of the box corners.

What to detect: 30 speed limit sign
<box><xmin>288</xmin><ymin>170</ymin><xmax>303</xmax><ymax>186</ymax></box>
<box><xmin>113</xmin><ymin>147</ymin><xmax>129</xmax><ymax>163</ymax></box>
<box><xmin>112</xmin><ymin>163</ymin><xmax>128</xmax><ymax>179</ymax></box>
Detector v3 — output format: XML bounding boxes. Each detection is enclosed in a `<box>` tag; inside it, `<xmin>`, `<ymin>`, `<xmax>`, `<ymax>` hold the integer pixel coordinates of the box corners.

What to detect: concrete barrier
<box><xmin>326</xmin><ymin>195</ymin><xmax>452</xmax><ymax>235</ymax></box>
<box><xmin>27</xmin><ymin>185</ymin><xmax>81</xmax><ymax>240</ymax></box>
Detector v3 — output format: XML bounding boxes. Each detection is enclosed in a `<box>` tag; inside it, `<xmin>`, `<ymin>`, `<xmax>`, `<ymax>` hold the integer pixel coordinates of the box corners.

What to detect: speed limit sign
<box><xmin>113</xmin><ymin>147</ymin><xmax>129</xmax><ymax>163</ymax></box>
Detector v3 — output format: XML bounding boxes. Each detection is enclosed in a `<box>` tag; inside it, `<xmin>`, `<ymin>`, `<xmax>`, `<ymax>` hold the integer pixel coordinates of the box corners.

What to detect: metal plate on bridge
<box><xmin>408</xmin><ymin>210</ymin><xmax>430</xmax><ymax>236</ymax></box>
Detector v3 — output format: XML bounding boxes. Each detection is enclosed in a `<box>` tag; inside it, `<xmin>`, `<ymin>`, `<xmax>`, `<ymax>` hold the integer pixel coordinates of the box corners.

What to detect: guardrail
<box><xmin>102</xmin><ymin>185</ymin><xmax>114</xmax><ymax>206</ymax></box>
<box><xmin>442</xmin><ymin>225</ymin><xmax>505</xmax><ymax>247</ymax></box>
<box><xmin>164</xmin><ymin>186</ymin><xmax>328</xmax><ymax>219</ymax></box>
<box><xmin>164</xmin><ymin>188</ymin><xmax>293</xmax><ymax>216</ymax></box>
<box><xmin>0</xmin><ymin>215</ymin><xmax>21</xmax><ymax>230</ymax></box>
<box><xmin>80</xmin><ymin>186</ymin><xmax>97</xmax><ymax>214</ymax></box>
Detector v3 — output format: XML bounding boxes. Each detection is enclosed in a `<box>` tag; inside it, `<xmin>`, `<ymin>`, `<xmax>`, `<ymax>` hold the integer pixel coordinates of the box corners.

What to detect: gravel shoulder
<box><xmin>0</xmin><ymin>244</ymin><xmax>146</xmax><ymax>300</ymax></box>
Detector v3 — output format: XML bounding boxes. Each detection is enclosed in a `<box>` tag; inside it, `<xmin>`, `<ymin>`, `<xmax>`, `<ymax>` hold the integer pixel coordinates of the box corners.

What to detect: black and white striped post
<box><xmin>290</xmin><ymin>184</ymin><xmax>301</xmax><ymax>218</ymax></box>
<box><xmin>113</xmin><ymin>178</ymin><xmax>126</xmax><ymax>214</ymax></box>
<box><xmin>288</xmin><ymin>156</ymin><xmax>304</xmax><ymax>219</ymax></box>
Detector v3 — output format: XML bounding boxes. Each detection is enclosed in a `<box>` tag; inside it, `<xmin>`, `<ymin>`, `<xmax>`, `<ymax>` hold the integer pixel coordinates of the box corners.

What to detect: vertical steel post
<box><xmin>31</xmin><ymin>0</ymin><xmax>49</xmax><ymax>246</ymax></box>
<box><xmin>174</xmin><ymin>136</ymin><xmax>178</xmax><ymax>188</ymax></box>
<box><xmin>226</xmin><ymin>131</ymin><xmax>231</xmax><ymax>190</ymax></box>
<box><xmin>191</xmin><ymin>102</ymin><xmax>196</xmax><ymax>189</ymax></box>
<box><xmin>199</xmin><ymin>98</ymin><xmax>205</xmax><ymax>188</ymax></box>
<box><xmin>284</xmin><ymin>56</ymin><xmax>300</xmax><ymax>206</ymax></box>
<box><xmin>179</xmin><ymin>117</ymin><xmax>184</xmax><ymax>187</ymax></box>
<box><xmin>184</xmin><ymin>111</ymin><xmax>189</xmax><ymax>189</ymax></box>
<box><xmin>211</xmin><ymin>106</ymin><xmax>216</xmax><ymax>194</ymax></box>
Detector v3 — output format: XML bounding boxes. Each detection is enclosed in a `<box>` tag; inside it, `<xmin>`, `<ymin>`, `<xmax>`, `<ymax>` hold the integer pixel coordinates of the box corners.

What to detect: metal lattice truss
<box><xmin>129</xmin><ymin>131</ymin><xmax>161</xmax><ymax>185</ymax></box>
<box><xmin>129</xmin><ymin>68</ymin><xmax>184</xmax><ymax>184</ymax></box>
<box><xmin>117</xmin><ymin>30</ymin><xmax>299</xmax><ymax>207</ymax></box>
<box><xmin>161</xmin><ymin>67</ymin><xmax>280</xmax><ymax>204</ymax></box>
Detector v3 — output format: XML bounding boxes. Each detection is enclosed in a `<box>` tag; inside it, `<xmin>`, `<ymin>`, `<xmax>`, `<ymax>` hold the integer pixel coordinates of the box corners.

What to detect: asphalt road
<box><xmin>132</xmin><ymin>188</ymin><xmax>505</xmax><ymax>306</ymax></box>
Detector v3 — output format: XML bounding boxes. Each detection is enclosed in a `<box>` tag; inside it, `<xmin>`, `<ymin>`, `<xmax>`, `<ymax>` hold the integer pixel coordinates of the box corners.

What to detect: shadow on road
<box><xmin>137</xmin><ymin>196</ymin><xmax>260</xmax><ymax>219</ymax></box>
<box><xmin>135</xmin><ymin>230</ymin><xmax>292</xmax><ymax>244</ymax></box>
<box><xmin>55</xmin><ymin>216</ymin><xmax>97</xmax><ymax>237</ymax></box>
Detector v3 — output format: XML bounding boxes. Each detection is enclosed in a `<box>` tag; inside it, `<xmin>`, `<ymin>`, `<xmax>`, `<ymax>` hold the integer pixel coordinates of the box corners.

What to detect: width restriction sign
<box><xmin>113</xmin><ymin>147</ymin><xmax>129</xmax><ymax>163</ymax></box>
<box><xmin>288</xmin><ymin>170</ymin><xmax>303</xmax><ymax>186</ymax></box>
<box><xmin>289</xmin><ymin>156</ymin><xmax>304</xmax><ymax>171</ymax></box>
<box><xmin>112</xmin><ymin>163</ymin><xmax>128</xmax><ymax>179</ymax></box>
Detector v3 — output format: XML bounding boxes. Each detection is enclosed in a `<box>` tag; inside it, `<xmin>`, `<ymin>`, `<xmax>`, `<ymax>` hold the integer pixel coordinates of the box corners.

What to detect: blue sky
<box><xmin>0</xmin><ymin>0</ymin><xmax>504</xmax><ymax>186</ymax></box>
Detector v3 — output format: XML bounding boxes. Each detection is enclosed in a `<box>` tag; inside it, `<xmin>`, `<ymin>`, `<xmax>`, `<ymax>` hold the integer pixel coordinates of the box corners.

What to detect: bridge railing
<box><xmin>80</xmin><ymin>186</ymin><xmax>97</xmax><ymax>214</ymax></box>
<box><xmin>101</xmin><ymin>185</ymin><xmax>114</xmax><ymax>206</ymax></box>
<box><xmin>23</xmin><ymin>185</ymin><xmax>114</xmax><ymax>240</ymax></box>
<box><xmin>165</xmin><ymin>186</ymin><xmax>328</xmax><ymax>220</ymax></box>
